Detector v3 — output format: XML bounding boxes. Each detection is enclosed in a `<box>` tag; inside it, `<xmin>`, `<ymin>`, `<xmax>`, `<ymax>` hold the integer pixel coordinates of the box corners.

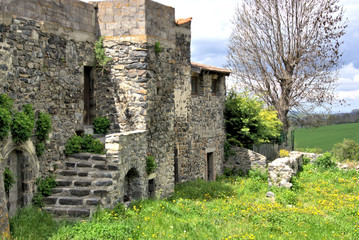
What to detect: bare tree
<box><xmin>227</xmin><ymin>0</ymin><xmax>347</xmax><ymax>134</ymax></box>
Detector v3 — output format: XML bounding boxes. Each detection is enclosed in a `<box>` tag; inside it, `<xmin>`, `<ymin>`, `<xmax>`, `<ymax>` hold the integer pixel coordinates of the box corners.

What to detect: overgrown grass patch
<box><xmin>10</xmin><ymin>164</ymin><xmax>359</xmax><ymax>239</ymax></box>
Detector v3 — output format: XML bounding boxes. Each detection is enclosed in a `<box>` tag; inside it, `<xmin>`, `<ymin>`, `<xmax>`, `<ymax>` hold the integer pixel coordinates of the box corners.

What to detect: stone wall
<box><xmin>104</xmin><ymin>130</ymin><xmax>148</xmax><ymax>206</ymax></box>
<box><xmin>224</xmin><ymin>146</ymin><xmax>267</xmax><ymax>173</ymax></box>
<box><xmin>0</xmin><ymin>0</ymin><xmax>96</xmax><ymax>41</ymax></box>
<box><xmin>0</xmin><ymin>10</ymin><xmax>96</xmax><ymax>175</ymax></box>
<box><xmin>268</xmin><ymin>152</ymin><xmax>304</xmax><ymax>188</ymax></box>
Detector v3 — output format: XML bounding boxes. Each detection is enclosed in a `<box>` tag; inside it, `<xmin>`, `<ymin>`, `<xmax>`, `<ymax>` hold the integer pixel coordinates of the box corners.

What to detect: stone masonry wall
<box><xmin>0</xmin><ymin>5</ymin><xmax>96</xmax><ymax>174</ymax></box>
<box><xmin>268</xmin><ymin>152</ymin><xmax>304</xmax><ymax>188</ymax></box>
<box><xmin>145</xmin><ymin>1</ymin><xmax>189</xmax><ymax>197</ymax></box>
<box><xmin>224</xmin><ymin>146</ymin><xmax>267</xmax><ymax>173</ymax></box>
<box><xmin>104</xmin><ymin>130</ymin><xmax>148</xmax><ymax>207</ymax></box>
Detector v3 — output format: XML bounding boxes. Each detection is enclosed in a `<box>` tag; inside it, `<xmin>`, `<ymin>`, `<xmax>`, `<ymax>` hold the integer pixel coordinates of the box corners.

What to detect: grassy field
<box><xmin>10</xmin><ymin>164</ymin><xmax>359</xmax><ymax>240</ymax></box>
<box><xmin>294</xmin><ymin>122</ymin><xmax>359</xmax><ymax>152</ymax></box>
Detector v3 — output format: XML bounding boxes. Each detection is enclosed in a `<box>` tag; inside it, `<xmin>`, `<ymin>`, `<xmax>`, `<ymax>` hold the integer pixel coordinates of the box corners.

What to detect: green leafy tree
<box><xmin>225</xmin><ymin>90</ymin><xmax>282</xmax><ymax>148</ymax></box>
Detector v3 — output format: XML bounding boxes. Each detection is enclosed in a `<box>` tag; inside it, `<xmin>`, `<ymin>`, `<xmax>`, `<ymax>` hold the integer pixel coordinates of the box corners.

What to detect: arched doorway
<box><xmin>4</xmin><ymin>150</ymin><xmax>34</xmax><ymax>217</ymax></box>
<box><xmin>123</xmin><ymin>168</ymin><xmax>142</xmax><ymax>202</ymax></box>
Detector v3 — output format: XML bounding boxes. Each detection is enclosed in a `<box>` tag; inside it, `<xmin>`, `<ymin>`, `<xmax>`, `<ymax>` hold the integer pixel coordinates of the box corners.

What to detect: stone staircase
<box><xmin>43</xmin><ymin>153</ymin><xmax>118</xmax><ymax>218</ymax></box>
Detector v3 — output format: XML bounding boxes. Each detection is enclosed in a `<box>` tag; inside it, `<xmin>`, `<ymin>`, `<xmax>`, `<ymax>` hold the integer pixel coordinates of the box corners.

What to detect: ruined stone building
<box><xmin>0</xmin><ymin>0</ymin><xmax>230</xmax><ymax>219</ymax></box>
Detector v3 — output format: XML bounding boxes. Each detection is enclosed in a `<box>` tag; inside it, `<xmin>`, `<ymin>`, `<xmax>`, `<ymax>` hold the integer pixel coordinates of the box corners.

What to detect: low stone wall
<box><xmin>224</xmin><ymin>146</ymin><xmax>267</xmax><ymax>173</ymax></box>
<box><xmin>268</xmin><ymin>152</ymin><xmax>303</xmax><ymax>188</ymax></box>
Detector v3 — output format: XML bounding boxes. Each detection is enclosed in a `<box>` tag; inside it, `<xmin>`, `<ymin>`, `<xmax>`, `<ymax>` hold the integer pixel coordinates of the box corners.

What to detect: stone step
<box><xmin>43</xmin><ymin>206</ymin><xmax>92</xmax><ymax>218</ymax></box>
<box><xmin>64</xmin><ymin>162</ymin><xmax>118</xmax><ymax>171</ymax></box>
<box><xmin>51</xmin><ymin>187</ymin><xmax>112</xmax><ymax>197</ymax></box>
<box><xmin>68</xmin><ymin>153</ymin><xmax>107</xmax><ymax>162</ymax></box>
<box><xmin>43</xmin><ymin>196</ymin><xmax>101</xmax><ymax>206</ymax></box>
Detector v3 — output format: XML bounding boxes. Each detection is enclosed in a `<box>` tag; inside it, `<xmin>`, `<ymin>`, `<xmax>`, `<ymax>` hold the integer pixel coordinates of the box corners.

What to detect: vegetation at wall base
<box><xmin>33</xmin><ymin>176</ymin><xmax>57</xmax><ymax>207</ymax></box>
<box><xmin>93</xmin><ymin>116</ymin><xmax>110</xmax><ymax>134</ymax></box>
<box><xmin>10</xmin><ymin>162</ymin><xmax>359</xmax><ymax>239</ymax></box>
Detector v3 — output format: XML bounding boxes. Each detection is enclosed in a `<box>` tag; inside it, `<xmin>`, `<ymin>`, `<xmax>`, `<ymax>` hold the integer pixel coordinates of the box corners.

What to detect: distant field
<box><xmin>294</xmin><ymin>122</ymin><xmax>359</xmax><ymax>152</ymax></box>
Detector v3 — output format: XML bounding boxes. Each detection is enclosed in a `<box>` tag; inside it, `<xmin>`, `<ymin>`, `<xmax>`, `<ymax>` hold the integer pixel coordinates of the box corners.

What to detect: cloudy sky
<box><xmin>82</xmin><ymin>0</ymin><xmax>359</xmax><ymax>113</ymax></box>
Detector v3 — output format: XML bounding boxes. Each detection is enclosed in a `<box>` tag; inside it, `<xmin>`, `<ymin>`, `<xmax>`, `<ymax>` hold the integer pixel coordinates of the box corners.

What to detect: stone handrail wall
<box><xmin>268</xmin><ymin>152</ymin><xmax>303</xmax><ymax>188</ymax></box>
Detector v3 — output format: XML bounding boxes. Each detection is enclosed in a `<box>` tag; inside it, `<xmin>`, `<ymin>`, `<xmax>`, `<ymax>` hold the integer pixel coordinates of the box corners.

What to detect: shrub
<box><xmin>36</xmin><ymin>142</ymin><xmax>46</xmax><ymax>157</ymax></box>
<box><xmin>302</xmin><ymin>156</ymin><xmax>311</xmax><ymax>165</ymax></box>
<box><xmin>94</xmin><ymin>37</ymin><xmax>112</xmax><ymax>72</ymax></box>
<box><xmin>11</xmin><ymin>110</ymin><xmax>35</xmax><ymax>144</ymax></box>
<box><xmin>279</xmin><ymin>149</ymin><xmax>289</xmax><ymax>157</ymax></box>
<box><xmin>225</xmin><ymin>90</ymin><xmax>282</xmax><ymax>148</ymax></box>
<box><xmin>0</xmin><ymin>93</ymin><xmax>13</xmax><ymax>111</ymax></box>
<box><xmin>64</xmin><ymin>134</ymin><xmax>83</xmax><ymax>156</ymax></box>
<box><xmin>64</xmin><ymin>134</ymin><xmax>105</xmax><ymax>156</ymax></box>
<box><xmin>146</xmin><ymin>153</ymin><xmax>157</xmax><ymax>174</ymax></box>
<box><xmin>315</xmin><ymin>152</ymin><xmax>336</xmax><ymax>169</ymax></box>
<box><xmin>93</xmin><ymin>116</ymin><xmax>111</xmax><ymax>134</ymax></box>
<box><xmin>3</xmin><ymin>167</ymin><xmax>16</xmax><ymax>193</ymax></box>
<box><xmin>33</xmin><ymin>176</ymin><xmax>58</xmax><ymax>207</ymax></box>
<box><xmin>332</xmin><ymin>139</ymin><xmax>359</xmax><ymax>162</ymax></box>
<box><xmin>35</xmin><ymin>112</ymin><xmax>52</xmax><ymax>141</ymax></box>
<box><xmin>224</xmin><ymin>140</ymin><xmax>235</xmax><ymax>160</ymax></box>
<box><xmin>0</xmin><ymin>107</ymin><xmax>11</xmax><ymax>141</ymax></box>
<box><xmin>276</xmin><ymin>188</ymin><xmax>299</xmax><ymax>205</ymax></box>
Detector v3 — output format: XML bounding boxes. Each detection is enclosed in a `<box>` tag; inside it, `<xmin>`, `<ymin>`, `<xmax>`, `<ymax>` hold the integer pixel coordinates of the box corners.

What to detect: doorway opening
<box><xmin>84</xmin><ymin>66</ymin><xmax>95</xmax><ymax>125</ymax></box>
<box><xmin>206</xmin><ymin>152</ymin><xmax>215</xmax><ymax>181</ymax></box>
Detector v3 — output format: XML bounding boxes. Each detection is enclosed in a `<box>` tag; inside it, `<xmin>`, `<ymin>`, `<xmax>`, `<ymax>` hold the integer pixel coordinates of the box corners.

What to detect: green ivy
<box><xmin>0</xmin><ymin>107</ymin><xmax>12</xmax><ymax>141</ymax></box>
<box><xmin>145</xmin><ymin>153</ymin><xmax>157</xmax><ymax>174</ymax></box>
<box><xmin>23</xmin><ymin>104</ymin><xmax>35</xmax><ymax>123</ymax></box>
<box><xmin>0</xmin><ymin>93</ymin><xmax>14</xmax><ymax>111</ymax></box>
<box><xmin>35</xmin><ymin>112</ymin><xmax>52</xmax><ymax>141</ymax></box>
<box><xmin>11</xmin><ymin>111</ymin><xmax>34</xmax><ymax>144</ymax></box>
<box><xmin>36</xmin><ymin>142</ymin><xmax>46</xmax><ymax>157</ymax></box>
<box><xmin>93</xmin><ymin>116</ymin><xmax>110</xmax><ymax>134</ymax></box>
<box><xmin>3</xmin><ymin>167</ymin><xmax>16</xmax><ymax>193</ymax></box>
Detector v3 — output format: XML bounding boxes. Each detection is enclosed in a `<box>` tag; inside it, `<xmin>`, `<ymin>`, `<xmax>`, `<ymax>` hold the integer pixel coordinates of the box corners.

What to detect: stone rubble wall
<box><xmin>224</xmin><ymin>146</ymin><xmax>267</xmax><ymax>173</ymax></box>
<box><xmin>104</xmin><ymin>130</ymin><xmax>148</xmax><ymax>206</ymax></box>
<box><xmin>0</xmin><ymin>14</ymin><xmax>96</xmax><ymax>174</ymax></box>
<box><xmin>268</xmin><ymin>152</ymin><xmax>304</xmax><ymax>188</ymax></box>
<box><xmin>0</xmin><ymin>158</ymin><xmax>9</xmax><ymax>239</ymax></box>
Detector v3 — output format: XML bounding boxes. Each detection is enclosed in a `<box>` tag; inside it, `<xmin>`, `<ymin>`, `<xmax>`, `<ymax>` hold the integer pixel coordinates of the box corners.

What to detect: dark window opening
<box><xmin>148</xmin><ymin>179</ymin><xmax>155</xmax><ymax>198</ymax></box>
<box><xmin>174</xmin><ymin>148</ymin><xmax>179</xmax><ymax>183</ymax></box>
<box><xmin>191</xmin><ymin>77</ymin><xmax>199</xmax><ymax>95</ymax></box>
<box><xmin>211</xmin><ymin>78</ymin><xmax>218</xmax><ymax>96</ymax></box>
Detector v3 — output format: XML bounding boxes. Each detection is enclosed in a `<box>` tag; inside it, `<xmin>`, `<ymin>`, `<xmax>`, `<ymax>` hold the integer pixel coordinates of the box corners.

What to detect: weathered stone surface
<box><xmin>268</xmin><ymin>152</ymin><xmax>304</xmax><ymax>188</ymax></box>
<box><xmin>225</xmin><ymin>146</ymin><xmax>267</xmax><ymax>173</ymax></box>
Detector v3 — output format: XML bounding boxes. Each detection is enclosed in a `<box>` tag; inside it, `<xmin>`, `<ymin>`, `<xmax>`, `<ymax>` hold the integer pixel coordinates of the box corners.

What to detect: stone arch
<box><xmin>123</xmin><ymin>167</ymin><xmax>143</xmax><ymax>202</ymax></box>
<box><xmin>0</xmin><ymin>139</ymin><xmax>38</xmax><ymax>217</ymax></box>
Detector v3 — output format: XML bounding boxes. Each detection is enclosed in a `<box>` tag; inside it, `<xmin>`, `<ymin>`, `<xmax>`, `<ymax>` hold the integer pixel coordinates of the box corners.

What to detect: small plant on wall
<box><xmin>146</xmin><ymin>153</ymin><xmax>157</xmax><ymax>174</ymax></box>
<box><xmin>64</xmin><ymin>133</ymin><xmax>105</xmax><ymax>156</ymax></box>
<box><xmin>94</xmin><ymin>37</ymin><xmax>112</xmax><ymax>74</ymax></box>
<box><xmin>154</xmin><ymin>41</ymin><xmax>163</xmax><ymax>55</ymax></box>
<box><xmin>93</xmin><ymin>116</ymin><xmax>110</xmax><ymax>134</ymax></box>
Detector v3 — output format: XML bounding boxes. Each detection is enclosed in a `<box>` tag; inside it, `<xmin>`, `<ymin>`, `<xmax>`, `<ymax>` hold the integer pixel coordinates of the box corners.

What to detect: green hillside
<box><xmin>294</xmin><ymin>122</ymin><xmax>359</xmax><ymax>152</ymax></box>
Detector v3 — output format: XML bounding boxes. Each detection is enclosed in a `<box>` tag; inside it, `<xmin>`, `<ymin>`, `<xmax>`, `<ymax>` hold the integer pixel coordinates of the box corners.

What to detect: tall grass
<box><xmin>10</xmin><ymin>166</ymin><xmax>359</xmax><ymax>239</ymax></box>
